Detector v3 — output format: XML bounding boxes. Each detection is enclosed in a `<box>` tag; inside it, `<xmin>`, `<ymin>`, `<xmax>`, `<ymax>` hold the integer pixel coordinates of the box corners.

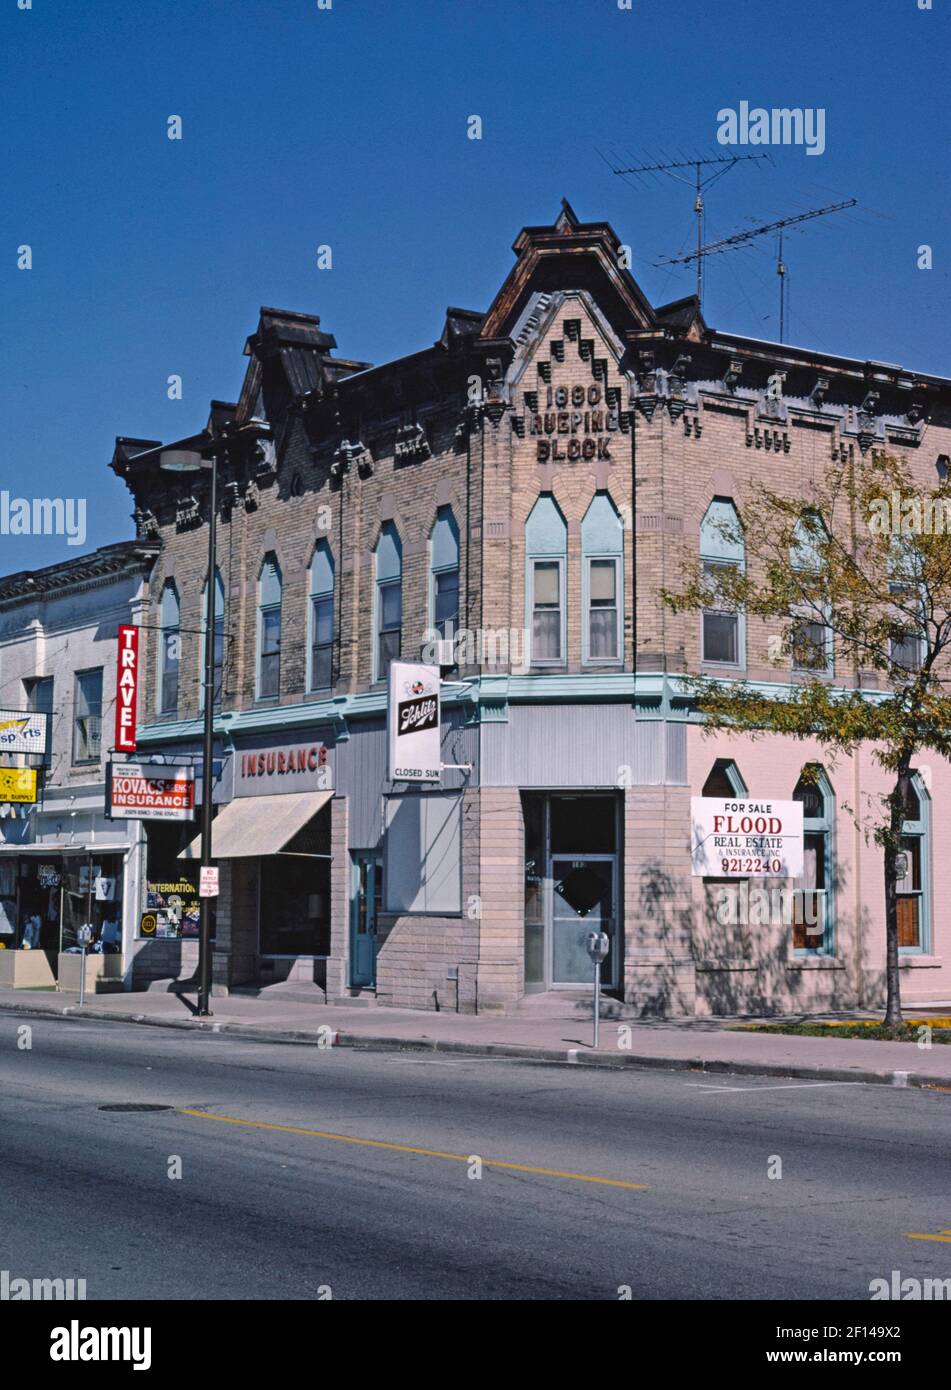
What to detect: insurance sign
<box><xmin>387</xmin><ymin>661</ymin><xmax>441</xmax><ymax>783</ymax></box>
<box><xmin>107</xmin><ymin>762</ymin><xmax>196</xmax><ymax>821</ymax></box>
<box><xmin>690</xmin><ymin>797</ymin><xmax>804</xmax><ymax>878</ymax></box>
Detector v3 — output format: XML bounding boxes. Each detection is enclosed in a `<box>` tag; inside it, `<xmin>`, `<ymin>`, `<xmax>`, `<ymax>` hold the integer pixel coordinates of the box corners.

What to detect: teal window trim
<box><xmin>256</xmin><ymin>555</ymin><xmax>282</xmax><ymax>701</ymax></box>
<box><xmin>700</xmin><ymin>498</ymin><xmax>746</xmax><ymax>672</ymax></box>
<box><xmin>198</xmin><ymin>569</ymin><xmax>225</xmax><ymax>713</ymax></box>
<box><xmin>429</xmin><ymin>507</ymin><xmax>460</xmax><ymax>640</ymax></box>
<box><xmin>582</xmin><ymin>555</ymin><xmax>622</xmax><ymax>664</ymax></box>
<box><xmin>157</xmin><ymin>581</ymin><xmax>180</xmax><ymax>717</ymax></box>
<box><xmin>308</xmin><ymin>541</ymin><xmax>335</xmax><ymax>693</ymax></box>
<box><xmin>374</xmin><ymin>523</ymin><xmax>402</xmax><ymax>684</ymax></box>
<box><xmin>792</xmin><ymin>766</ymin><xmax>836</xmax><ymax>957</ymax></box>
<box><xmin>526</xmin><ymin>555</ymin><xmax>566</xmax><ymax>667</ymax></box>
<box><xmin>899</xmin><ymin>772</ymin><xmax>931</xmax><ymax>955</ymax></box>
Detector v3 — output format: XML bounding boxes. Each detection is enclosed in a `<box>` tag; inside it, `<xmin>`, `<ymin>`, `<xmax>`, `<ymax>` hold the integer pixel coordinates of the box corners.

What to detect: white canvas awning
<box><xmin>179</xmin><ymin>790</ymin><xmax>332</xmax><ymax>860</ymax></box>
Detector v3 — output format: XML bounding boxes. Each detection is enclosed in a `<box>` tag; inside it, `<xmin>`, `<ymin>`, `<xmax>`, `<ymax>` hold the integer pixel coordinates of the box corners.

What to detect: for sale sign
<box><xmin>387</xmin><ymin>661</ymin><xmax>441</xmax><ymax>783</ymax></box>
<box><xmin>690</xmin><ymin>798</ymin><xmax>803</xmax><ymax>878</ymax></box>
<box><xmin>115</xmin><ymin>625</ymin><xmax>140</xmax><ymax>753</ymax></box>
<box><xmin>107</xmin><ymin>762</ymin><xmax>196</xmax><ymax>821</ymax></box>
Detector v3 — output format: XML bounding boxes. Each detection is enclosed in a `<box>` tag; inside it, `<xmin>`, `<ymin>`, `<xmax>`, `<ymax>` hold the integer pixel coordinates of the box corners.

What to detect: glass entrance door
<box><xmin>351</xmin><ymin>852</ymin><xmax>381</xmax><ymax>988</ymax></box>
<box><xmin>551</xmin><ymin>857</ymin><xmax>615</xmax><ymax>986</ymax></box>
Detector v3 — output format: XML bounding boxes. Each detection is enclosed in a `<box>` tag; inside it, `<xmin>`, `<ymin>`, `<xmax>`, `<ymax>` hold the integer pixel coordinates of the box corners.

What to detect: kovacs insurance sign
<box><xmin>107</xmin><ymin>763</ymin><xmax>196</xmax><ymax>821</ymax></box>
<box><xmin>690</xmin><ymin>798</ymin><xmax>804</xmax><ymax>878</ymax></box>
<box><xmin>387</xmin><ymin>661</ymin><xmax>441</xmax><ymax>783</ymax></box>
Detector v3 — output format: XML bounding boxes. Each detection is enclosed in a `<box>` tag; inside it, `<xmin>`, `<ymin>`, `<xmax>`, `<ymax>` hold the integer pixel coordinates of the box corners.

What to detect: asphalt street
<box><xmin>1</xmin><ymin>1013</ymin><xmax>950</xmax><ymax>1300</ymax></box>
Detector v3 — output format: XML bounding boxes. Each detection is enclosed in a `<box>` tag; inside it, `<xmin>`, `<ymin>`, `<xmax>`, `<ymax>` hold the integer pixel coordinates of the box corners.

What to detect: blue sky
<box><xmin>2</xmin><ymin>0</ymin><xmax>947</xmax><ymax>569</ymax></box>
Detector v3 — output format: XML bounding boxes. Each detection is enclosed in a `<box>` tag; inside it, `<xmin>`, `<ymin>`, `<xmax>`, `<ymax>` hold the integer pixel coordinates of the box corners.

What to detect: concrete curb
<box><xmin>0</xmin><ymin>998</ymin><xmax>947</xmax><ymax>1090</ymax></box>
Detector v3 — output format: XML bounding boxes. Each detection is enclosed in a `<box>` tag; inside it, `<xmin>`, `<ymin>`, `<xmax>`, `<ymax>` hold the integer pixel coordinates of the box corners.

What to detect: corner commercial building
<box><xmin>106</xmin><ymin>201</ymin><xmax>951</xmax><ymax>1016</ymax></box>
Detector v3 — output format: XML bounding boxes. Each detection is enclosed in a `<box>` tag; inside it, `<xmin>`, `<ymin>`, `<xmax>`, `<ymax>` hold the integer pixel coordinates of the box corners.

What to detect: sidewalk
<box><xmin>2</xmin><ymin>985</ymin><xmax>950</xmax><ymax>1090</ymax></box>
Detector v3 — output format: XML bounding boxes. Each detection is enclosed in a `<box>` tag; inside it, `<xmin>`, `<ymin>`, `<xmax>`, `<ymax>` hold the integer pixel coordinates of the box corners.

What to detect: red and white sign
<box><xmin>115</xmin><ymin>625</ymin><xmax>140</xmax><ymax>753</ymax></box>
<box><xmin>690</xmin><ymin>798</ymin><xmax>804</xmax><ymax>878</ymax></box>
<box><xmin>199</xmin><ymin>866</ymin><xmax>219</xmax><ymax>898</ymax></box>
<box><xmin>108</xmin><ymin>763</ymin><xmax>195</xmax><ymax>821</ymax></box>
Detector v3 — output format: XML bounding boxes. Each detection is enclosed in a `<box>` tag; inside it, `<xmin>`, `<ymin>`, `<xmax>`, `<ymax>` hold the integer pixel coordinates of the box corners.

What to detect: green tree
<box><xmin>665</xmin><ymin>451</ymin><xmax>951</xmax><ymax>1027</ymax></box>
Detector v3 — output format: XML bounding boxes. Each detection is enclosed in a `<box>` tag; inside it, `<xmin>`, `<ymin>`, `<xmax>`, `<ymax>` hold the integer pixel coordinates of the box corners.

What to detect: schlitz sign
<box><xmin>388</xmin><ymin>661</ymin><xmax>441</xmax><ymax>783</ymax></box>
<box><xmin>512</xmin><ymin>383</ymin><xmax>632</xmax><ymax>462</ymax></box>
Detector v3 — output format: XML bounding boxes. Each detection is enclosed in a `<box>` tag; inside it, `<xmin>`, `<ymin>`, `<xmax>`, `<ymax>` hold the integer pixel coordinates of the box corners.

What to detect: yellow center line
<box><xmin>178</xmin><ymin>1108</ymin><xmax>647</xmax><ymax>1191</ymax></box>
<box><xmin>905</xmin><ymin>1230</ymin><xmax>951</xmax><ymax>1243</ymax></box>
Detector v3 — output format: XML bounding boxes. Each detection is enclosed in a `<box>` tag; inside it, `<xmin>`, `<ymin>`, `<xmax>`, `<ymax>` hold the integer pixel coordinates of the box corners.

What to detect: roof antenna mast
<box><xmin>609</xmin><ymin>153</ymin><xmax>770</xmax><ymax>310</ymax></box>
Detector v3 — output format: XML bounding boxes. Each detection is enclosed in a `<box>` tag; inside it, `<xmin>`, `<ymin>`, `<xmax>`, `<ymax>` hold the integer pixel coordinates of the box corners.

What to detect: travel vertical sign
<box><xmin>115</xmin><ymin>624</ymin><xmax>140</xmax><ymax>753</ymax></box>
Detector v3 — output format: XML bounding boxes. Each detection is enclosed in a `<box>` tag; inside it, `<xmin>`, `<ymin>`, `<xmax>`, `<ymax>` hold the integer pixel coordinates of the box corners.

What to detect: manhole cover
<box><xmin>98</xmin><ymin>1103</ymin><xmax>172</xmax><ymax>1113</ymax></box>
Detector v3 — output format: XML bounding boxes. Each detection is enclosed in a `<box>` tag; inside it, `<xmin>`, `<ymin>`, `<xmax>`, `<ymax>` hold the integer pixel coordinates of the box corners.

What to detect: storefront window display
<box><xmin>0</xmin><ymin>853</ymin><xmax>124</xmax><ymax>962</ymax></box>
<box><xmin>142</xmin><ymin>822</ymin><xmax>207</xmax><ymax>940</ymax></box>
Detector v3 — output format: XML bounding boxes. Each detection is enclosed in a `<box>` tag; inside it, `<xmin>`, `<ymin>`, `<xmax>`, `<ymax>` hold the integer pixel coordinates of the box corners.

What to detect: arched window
<box><xmin>199</xmin><ymin>570</ymin><xmax>225</xmax><ymax>712</ymax></box>
<box><xmin>309</xmin><ymin>541</ymin><xmax>335</xmax><ymax>691</ymax></box>
<box><xmin>257</xmin><ymin>554</ymin><xmax>282</xmax><ymax>698</ymax></box>
<box><xmin>790</xmin><ymin>512</ymin><xmax>832</xmax><ymax>673</ymax></box>
<box><xmin>898</xmin><ymin>772</ymin><xmax>931</xmax><ymax>952</ymax></box>
<box><xmin>889</xmin><ymin>539</ymin><xmax>925</xmax><ymax>673</ymax></box>
<box><xmin>793</xmin><ymin>767</ymin><xmax>835</xmax><ymax>954</ymax></box>
<box><xmin>375</xmin><ymin>523</ymin><xmax>402</xmax><ymax>680</ymax></box>
<box><xmin>702</xmin><ymin>759</ymin><xmax>747</xmax><ymax>798</ymax></box>
<box><xmin>158</xmin><ymin>581</ymin><xmax>180</xmax><ymax>716</ymax></box>
<box><xmin>582</xmin><ymin>493</ymin><xmax>623</xmax><ymax>663</ymax></box>
<box><xmin>430</xmin><ymin>507</ymin><xmax>459</xmax><ymax>640</ymax></box>
<box><xmin>526</xmin><ymin>495</ymin><xmax>567</xmax><ymax>666</ymax></box>
<box><xmin>700</xmin><ymin>498</ymin><xmax>744</xmax><ymax>667</ymax></box>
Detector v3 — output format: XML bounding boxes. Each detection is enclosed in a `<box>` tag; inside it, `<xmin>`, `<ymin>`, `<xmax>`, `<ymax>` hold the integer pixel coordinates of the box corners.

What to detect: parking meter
<box><xmin>586</xmin><ymin>932</ymin><xmax>610</xmax><ymax>1048</ymax></box>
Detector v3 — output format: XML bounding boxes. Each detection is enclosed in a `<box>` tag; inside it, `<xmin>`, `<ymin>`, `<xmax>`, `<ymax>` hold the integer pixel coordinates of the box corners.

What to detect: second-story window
<box><xmin>582</xmin><ymin>493</ymin><xmax>623</xmax><ymax>663</ymax></box>
<box><xmin>73</xmin><ymin>669</ymin><xmax>103</xmax><ymax>764</ymax></box>
<box><xmin>158</xmin><ymin>581</ymin><xmax>180</xmax><ymax>716</ymax></box>
<box><xmin>257</xmin><ymin>554</ymin><xmax>282</xmax><ymax>699</ymax></box>
<box><xmin>199</xmin><ymin>570</ymin><xmax>225</xmax><ymax>711</ymax></box>
<box><xmin>430</xmin><ymin>506</ymin><xmax>460</xmax><ymax>640</ymax></box>
<box><xmin>309</xmin><ymin>541</ymin><xmax>335</xmax><ymax>692</ymax></box>
<box><xmin>375</xmin><ymin>522</ymin><xmax>402</xmax><ymax>681</ymax></box>
<box><xmin>526</xmin><ymin>494</ymin><xmax>567</xmax><ymax>666</ymax></box>
<box><xmin>700</xmin><ymin>497</ymin><xmax>745</xmax><ymax>667</ymax></box>
<box><xmin>24</xmin><ymin>676</ymin><xmax>54</xmax><ymax>716</ymax></box>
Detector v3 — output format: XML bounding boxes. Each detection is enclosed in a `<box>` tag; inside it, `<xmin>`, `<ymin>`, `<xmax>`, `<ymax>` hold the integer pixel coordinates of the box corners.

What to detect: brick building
<box><xmin>108</xmin><ymin>201</ymin><xmax>951</xmax><ymax>1015</ymax></box>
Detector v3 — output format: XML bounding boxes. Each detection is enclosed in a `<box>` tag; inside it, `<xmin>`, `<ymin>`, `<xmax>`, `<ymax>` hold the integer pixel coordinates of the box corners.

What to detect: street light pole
<box><xmin>197</xmin><ymin>452</ymin><xmax>217</xmax><ymax>1016</ymax></box>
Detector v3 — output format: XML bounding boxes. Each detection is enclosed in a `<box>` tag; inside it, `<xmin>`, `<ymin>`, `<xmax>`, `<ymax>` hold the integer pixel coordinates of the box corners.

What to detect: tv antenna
<box><xmin>657</xmin><ymin>198</ymin><xmax>857</xmax><ymax>342</ymax></box>
<box><xmin>607</xmin><ymin>152</ymin><xmax>771</xmax><ymax>310</ymax></box>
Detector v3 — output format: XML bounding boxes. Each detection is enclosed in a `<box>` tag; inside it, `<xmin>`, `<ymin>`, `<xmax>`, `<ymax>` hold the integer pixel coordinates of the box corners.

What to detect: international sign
<box><xmin>0</xmin><ymin>768</ymin><xmax>37</xmax><ymax>803</ymax></box>
<box><xmin>115</xmin><ymin>625</ymin><xmax>140</xmax><ymax>753</ymax></box>
<box><xmin>0</xmin><ymin>710</ymin><xmax>48</xmax><ymax>756</ymax></box>
<box><xmin>690</xmin><ymin>798</ymin><xmax>804</xmax><ymax>878</ymax></box>
<box><xmin>387</xmin><ymin>661</ymin><xmax>441</xmax><ymax>783</ymax></box>
<box><xmin>108</xmin><ymin>762</ymin><xmax>196</xmax><ymax>821</ymax></box>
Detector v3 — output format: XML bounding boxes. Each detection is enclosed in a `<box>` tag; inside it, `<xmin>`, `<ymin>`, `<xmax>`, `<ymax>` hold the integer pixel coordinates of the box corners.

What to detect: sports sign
<box><xmin>0</xmin><ymin>768</ymin><xmax>37</xmax><ymax>803</ymax></box>
<box><xmin>107</xmin><ymin>762</ymin><xmax>196</xmax><ymax>821</ymax></box>
<box><xmin>0</xmin><ymin>710</ymin><xmax>48</xmax><ymax>756</ymax></box>
<box><xmin>115</xmin><ymin>624</ymin><xmax>140</xmax><ymax>753</ymax></box>
<box><xmin>387</xmin><ymin>661</ymin><xmax>441</xmax><ymax>783</ymax></box>
<box><xmin>690</xmin><ymin>798</ymin><xmax>804</xmax><ymax>878</ymax></box>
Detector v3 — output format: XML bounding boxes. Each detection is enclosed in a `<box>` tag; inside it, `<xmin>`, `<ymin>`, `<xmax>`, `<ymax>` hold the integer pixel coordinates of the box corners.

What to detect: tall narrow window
<box><xmin>309</xmin><ymin>541</ymin><xmax>335</xmax><ymax>691</ymax></box>
<box><xmin>700</xmin><ymin>498</ymin><xmax>745</xmax><ymax>667</ymax></box>
<box><xmin>73</xmin><ymin>669</ymin><xmax>103</xmax><ymax>764</ymax></box>
<box><xmin>199</xmin><ymin>570</ymin><xmax>225</xmax><ymax>711</ymax></box>
<box><xmin>24</xmin><ymin>676</ymin><xmax>53</xmax><ymax>716</ymax></box>
<box><xmin>430</xmin><ymin>507</ymin><xmax>460</xmax><ymax>639</ymax></box>
<box><xmin>257</xmin><ymin>554</ymin><xmax>282</xmax><ymax>699</ymax></box>
<box><xmin>526</xmin><ymin>495</ymin><xmax>567</xmax><ymax>666</ymax></box>
<box><xmin>582</xmin><ymin>494</ymin><xmax>623</xmax><ymax>662</ymax></box>
<box><xmin>790</xmin><ymin>512</ymin><xmax>832</xmax><ymax>674</ymax></box>
<box><xmin>158</xmin><ymin>582</ymin><xmax>180</xmax><ymax>716</ymax></box>
<box><xmin>898</xmin><ymin>773</ymin><xmax>930</xmax><ymax>952</ymax></box>
<box><xmin>792</xmin><ymin>768</ymin><xmax>834</xmax><ymax>954</ymax></box>
<box><xmin>375</xmin><ymin>523</ymin><xmax>402</xmax><ymax>681</ymax></box>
